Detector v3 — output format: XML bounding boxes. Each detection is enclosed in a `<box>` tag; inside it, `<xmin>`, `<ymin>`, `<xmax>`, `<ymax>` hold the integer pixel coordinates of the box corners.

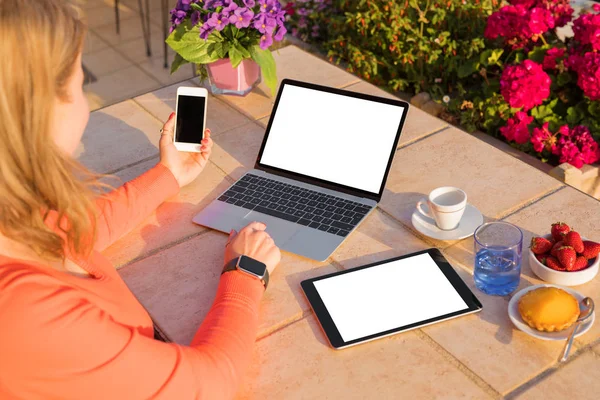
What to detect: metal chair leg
<box><xmin>137</xmin><ymin>0</ymin><xmax>152</xmax><ymax>57</ymax></box>
<box><xmin>115</xmin><ymin>0</ymin><xmax>120</xmax><ymax>34</ymax></box>
<box><xmin>163</xmin><ymin>0</ymin><xmax>169</xmax><ymax>68</ymax></box>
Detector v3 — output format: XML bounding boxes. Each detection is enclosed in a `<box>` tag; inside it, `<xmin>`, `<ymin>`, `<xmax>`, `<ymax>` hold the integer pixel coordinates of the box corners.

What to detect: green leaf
<box><xmin>531</xmin><ymin>98</ymin><xmax>558</xmax><ymax>120</ymax></box>
<box><xmin>229</xmin><ymin>45</ymin><xmax>243</xmax><ymax>68</ymax></box>
<box><xmin>566</xmin><ymin>106</ymin><xmax>584</xmax><ymax>124</ymax></box>
<box><xmin>166</xmin><ymin>22</ymin><xmax>220</xmax><ymax>64</ymax></box>
<box><xmin>170</xmin><ymin>53</ymin><xmax>189</xmax><ymax>74</ymax></box>
<box><xmin>588</xmin><ymin>101</ymin><xmax>600</xmax><ymax>118</ymax></box>
<box><xmin>527</xmin><ymin>45</ymin><xmax>551</xmax><ymax>63</ymax></box>
<box><xmin>458</xmin><ymin>59</ymin><xmax>480</xmax><ymax>78</ymax></box>
<box><xmin>250</xmin><ymin>46</ymin><xmax>277</xmax><ymax>97</ymax></box>
<box><xmin>556</xmin><ymin>72</ymin><xmax>571</xmax><ymax>87</ymax></box>
<box><xmin>236</xmin><ymin>43</ymin><xmax>251</xmax><ymax>59</ymax></box>
<box><xmin>479</xmin><ymin>49</ymin><xmax>503</xmax><ymax>66</ymax></box>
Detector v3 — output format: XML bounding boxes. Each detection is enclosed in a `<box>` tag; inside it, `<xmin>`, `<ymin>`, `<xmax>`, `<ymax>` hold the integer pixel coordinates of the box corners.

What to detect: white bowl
<box><xmin>529</xmin><ymin>234</ymin><xmax>599</xmax><ymax>286</ymax></box>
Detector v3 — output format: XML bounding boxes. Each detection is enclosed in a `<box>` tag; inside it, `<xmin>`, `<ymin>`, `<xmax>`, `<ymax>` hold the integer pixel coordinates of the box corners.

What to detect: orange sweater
<box><xmin>0</xmin><ymin>164</ymin><xmax>264</xmax><ymax>399</ymax></box>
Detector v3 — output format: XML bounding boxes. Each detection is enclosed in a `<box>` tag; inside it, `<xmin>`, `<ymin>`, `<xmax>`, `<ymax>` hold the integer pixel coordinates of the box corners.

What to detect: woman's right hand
<box><xmin>224</xmin><ymin>222</ymin><xmax>281</xmax><ymax>275</ymax></box>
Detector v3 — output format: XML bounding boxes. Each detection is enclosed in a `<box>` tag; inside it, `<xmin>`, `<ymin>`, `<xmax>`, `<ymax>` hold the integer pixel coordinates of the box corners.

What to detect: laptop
<box><xmin>193</xmin><ymin>79</ymin><xmax>409</xmax><ymax>261</ymax></box>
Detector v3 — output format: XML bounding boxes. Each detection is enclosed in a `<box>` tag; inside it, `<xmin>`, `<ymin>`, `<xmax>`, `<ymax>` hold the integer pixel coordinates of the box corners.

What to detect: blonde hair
<box><xmin>0</xmin><ymin>0</ymin><xmax>99</xmax><ymax>260</ymax></box>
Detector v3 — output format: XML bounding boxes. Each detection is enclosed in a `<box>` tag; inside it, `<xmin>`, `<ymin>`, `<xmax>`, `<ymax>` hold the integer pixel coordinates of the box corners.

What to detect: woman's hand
<box><xmin>159</xmin><ymin>112</ymin><xmax>213</xmax><ymax>188</ymax></box>
<box><xmin>224</xmin><ymin>222</ymin><xmax>281</xmax><ymax>276</ymax></box>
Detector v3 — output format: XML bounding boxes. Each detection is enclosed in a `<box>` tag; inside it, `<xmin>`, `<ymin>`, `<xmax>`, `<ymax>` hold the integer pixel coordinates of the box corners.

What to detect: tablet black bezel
<box><xmin>254</xmin><ymin>78</ymin><xmax>409</xmax><ymax>202</ymax></box>
<box><xmin>301</xmin><ymin>248</ymin><xmax>483</xmax><ymax>349</ymax></box>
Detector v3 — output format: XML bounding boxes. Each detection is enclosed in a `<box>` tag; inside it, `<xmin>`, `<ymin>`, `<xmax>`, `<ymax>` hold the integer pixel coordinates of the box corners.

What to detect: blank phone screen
<box><xmin>175</xmin><ymin>95</ymin><xmax>206</xmax><ymax>144</ymax></box>
<box><xmin>313</xmin><ymin>253</ymin><xmax>469</xmax><ymax>342</ymax></box>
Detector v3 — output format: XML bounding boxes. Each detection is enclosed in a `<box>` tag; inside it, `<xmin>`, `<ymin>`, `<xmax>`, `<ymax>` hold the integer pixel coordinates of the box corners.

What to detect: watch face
<box><xmin>239</xmin><ymin>255</ymin><xmax>267</xmax><ymax>277</ymax></box>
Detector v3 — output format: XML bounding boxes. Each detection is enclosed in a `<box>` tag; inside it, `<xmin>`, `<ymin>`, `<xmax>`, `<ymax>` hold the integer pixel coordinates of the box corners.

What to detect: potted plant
<box><xmin>167</xmin><ymin>0</ymin><xmax>287</xmax><ymax>96</ymax></box>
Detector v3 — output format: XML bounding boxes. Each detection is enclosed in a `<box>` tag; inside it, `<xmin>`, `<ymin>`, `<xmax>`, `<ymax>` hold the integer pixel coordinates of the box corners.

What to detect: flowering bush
<box><xmin>445</xmin><ymin>0</ymin><xmax>600</xmax><ymax>168</ymax></box>
<box><xmin>285</xmin><ymin>0</ymin><xmax>500</xmax><ymax>93</ymax></box>
<box><xmin>166</xmin><ymin>0</ymin><xmax>287</xmax><ymax>95</ymax></box>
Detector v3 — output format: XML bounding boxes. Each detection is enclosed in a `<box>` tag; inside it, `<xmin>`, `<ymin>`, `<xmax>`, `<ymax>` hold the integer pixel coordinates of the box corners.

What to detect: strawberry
<box><xmin>556</xmin><ymin>246</ymin><xmax>577</xmax><ymax>270</ymax></box>
<box><xmin>571</xmin><ymin>256</ymin><xmax>589</xmax><ymax>272</ymax></box>
<box><xmin>581</xmin><ymin>240</ymin><xmax>600</xmax><ymax>260</ymax></box>
<box><xmin>546</xmin><ymin>256</ymin><xmax>565</xmax><ymax>271</ymax></box>
<box><xmin>535</xmin><ymin>254</ymin><xmax>548</xmax><ymax>265</ymax></box>
<box><xmin>563</xmin><ymin>231</ymin><xmax>584</xmax><ymax>253</ymax></box>
<box><xmin>530</xmin><ymin>237</ymin><xmax>553</xmax><ymax>255</ymax></box>
<box><xmin>551</xmin><ymin>240</ymin><xmax>563</xmax><ymax>257</ymax></box>
<box><xmin>551</xmin><ymin>222</ymin><xmax>570</xmax><ymax>242</ymax></box>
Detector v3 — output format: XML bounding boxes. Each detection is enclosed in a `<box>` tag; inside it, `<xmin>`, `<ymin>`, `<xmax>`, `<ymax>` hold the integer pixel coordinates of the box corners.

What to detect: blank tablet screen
<box><xmin>313</xmin><ymin>253</ymin><xmax>469</xmax><ymax>342</ymax></box>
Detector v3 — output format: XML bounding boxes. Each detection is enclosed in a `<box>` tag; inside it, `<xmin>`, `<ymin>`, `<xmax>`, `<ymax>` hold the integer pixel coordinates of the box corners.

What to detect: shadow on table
<box><xmin>79</xmin><ymin>110</ymin><xmax>161</xmax><ymax>176</ymax></box>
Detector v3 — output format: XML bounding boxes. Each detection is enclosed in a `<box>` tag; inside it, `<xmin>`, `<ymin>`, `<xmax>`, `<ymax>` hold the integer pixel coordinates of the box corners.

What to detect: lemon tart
<box><xmin>518</xmin><ymin>287</ymin><xmax>580</xmax><ymax>332</ymax></box>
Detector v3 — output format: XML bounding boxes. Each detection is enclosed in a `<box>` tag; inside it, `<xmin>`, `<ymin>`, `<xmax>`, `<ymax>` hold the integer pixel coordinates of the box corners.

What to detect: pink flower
<box><xmin>528</xmin><ymin>6</ymin><xmax>555</xmax><ymax>35</ymax></box>
<box><xmin>531</xmin><ymin>122</ymin><xmax>558</xmax><ymax>152</ymax></box>
<box><xmin>500</xmin><ymin>111</ymin><xmax>533</xmax><ymax>144</ymax></box>
<box><xmin>565</xmin><ymin>48</ymin><xmax>585</xmax><ymax>72</ymax></box>
<box><xmin>573</xmin><ymin>12</ymin><xmax>600</xmax><ymax>51</ymax></box>
<box><xmin>553</xmin><ymin>126</ymin><xmax>600</xmax><ymax>167</ymax></box>
<box><xmin>575</xmin><ymin>52</ymin><xmax>600</xmax><ymax>100</ymax></box>
<box><xmin>500</xmin><ymin>60</ymin><xmax>551</xmax><ymax>110</ymax></box>
<box><xmin>486</xmin><ymin>4</ymin><xmax>556</xmax><ymax>48</ymax></box>
<box><xmin>542</xmin><ymin>47</ymin><xmax>565</xmax><ymax>70</ymax></box>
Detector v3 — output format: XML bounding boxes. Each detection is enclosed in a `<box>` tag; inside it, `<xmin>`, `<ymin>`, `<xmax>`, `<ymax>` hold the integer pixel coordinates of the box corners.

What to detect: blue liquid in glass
<box><xmin>474</xmin><ymin>247</ymin><xmax>521</xmax><ymax>296</ymax></box>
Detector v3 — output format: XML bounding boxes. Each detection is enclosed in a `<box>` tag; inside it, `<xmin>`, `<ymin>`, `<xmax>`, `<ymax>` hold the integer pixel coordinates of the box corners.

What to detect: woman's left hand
<box><xmin>159</xmin><ymin>112</ymin><xmax>213</xmax><ymax>188</ymax></box>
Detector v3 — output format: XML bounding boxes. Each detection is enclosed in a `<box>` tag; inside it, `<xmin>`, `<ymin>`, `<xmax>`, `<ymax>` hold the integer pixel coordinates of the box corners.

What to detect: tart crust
<box><xmin>518</xmin><ymin>287</ymin><xmax>580</xmax><ymax>332</ymax></box>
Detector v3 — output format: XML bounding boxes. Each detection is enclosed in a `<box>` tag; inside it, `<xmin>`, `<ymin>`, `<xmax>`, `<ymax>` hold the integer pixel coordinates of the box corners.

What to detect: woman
<box><xmin>0</xmin><ymin>0</ymin><xmax>281</xmax><ymax>398</ymax></box>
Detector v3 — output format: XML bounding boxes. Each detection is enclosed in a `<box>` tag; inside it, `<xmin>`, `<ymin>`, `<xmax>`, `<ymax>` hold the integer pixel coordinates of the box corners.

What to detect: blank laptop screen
<box><xmin>258</xmin><ymin>84</ymin><xmax>406</xmax><ymax>195</ymax></box>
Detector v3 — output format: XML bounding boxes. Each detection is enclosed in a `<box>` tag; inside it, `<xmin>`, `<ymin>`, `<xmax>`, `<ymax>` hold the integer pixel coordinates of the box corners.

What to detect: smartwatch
<box><xmin>222</xmin><ymin>255</ymin><xmax>269</xmax><ymax>289</ymax></box>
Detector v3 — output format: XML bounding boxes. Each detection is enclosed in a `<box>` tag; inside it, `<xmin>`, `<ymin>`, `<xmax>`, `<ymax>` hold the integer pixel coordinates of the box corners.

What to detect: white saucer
<box><xmin>508</xmin><ymin>284</ymin><xmax>595</xmax><ymax>341</ymax></box>
<box><xmin>411</xmin><ymin>203</ymin><xmax>483</xmax><ymax>240</ymax></box>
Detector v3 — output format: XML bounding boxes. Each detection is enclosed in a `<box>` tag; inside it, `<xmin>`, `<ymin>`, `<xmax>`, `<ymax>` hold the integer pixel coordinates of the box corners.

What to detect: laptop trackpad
<box><xmin>243</xmin><ymin>211</ymin><xmax>300</xmax><ymax>246</ymax></box>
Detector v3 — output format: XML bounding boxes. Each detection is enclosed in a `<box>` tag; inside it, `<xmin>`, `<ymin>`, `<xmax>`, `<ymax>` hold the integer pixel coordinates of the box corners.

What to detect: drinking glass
<box><xmin>474</xmin><ymin>221</ymin><xmax>523</xmax><ymax>296</ymax></box>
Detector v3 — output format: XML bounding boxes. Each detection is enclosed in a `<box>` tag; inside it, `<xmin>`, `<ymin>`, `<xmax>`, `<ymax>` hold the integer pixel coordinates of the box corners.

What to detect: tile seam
<box><xmin>256</xmin><ymin>310</ymin><xmax>312</xmax><ymax>342</ymax></box>
<box><xmin>117</xmin><ymin>228</ymin><xmax>211</xmax><ymax>269</ymax></box>
<box><xmin>497</xmin><ymin>185</ymin><xmax>567</xmax><ymax>221</ymax></box>
<box><xmin>396</xmin><ymin>125</ymin><xmax>451</xmax><ymax>151</ymax></box>
<box><xmin>413</xmin><ymin>329</ymin><xmax>502</xmax><ymax>399</ymax></box>
<box><xmin>503</xmin><ymin>344</ymin><xmax>597</xmax><ymax>399</ymax></box>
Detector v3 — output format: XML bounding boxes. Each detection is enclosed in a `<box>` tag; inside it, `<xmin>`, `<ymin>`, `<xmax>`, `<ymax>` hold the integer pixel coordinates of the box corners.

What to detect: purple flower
<box><xmin>170</xmin><ymin>9</ymin><xmax>187</xmax><ymax>26</ymax></box>
<box><xmin>259</xmin><ymin>0</ymin><xmax>280</xmax><ymax>14</ymax></box>
<box><xmin>229</xmin><ymin>8</ymin><xmax>254</xmax><ymax>29</ymax></box>
<box><xmin>176</xmin><ymin>0</ymin><xmax>192</xmax><ymax>11</ymax></box>
<box><xmin>274</xmin><ymin>24</ymin><xmax>287</xmax><ymax>41</ymax></box>
<box><xmin>222</xmin><ymin>0</ymin><xmax>238</xmax><ymax>15</ymax></box>
<box><xmin>253</xmin><ymin>14</ymin><xmax>277</xmax><ymax>34</ymax></box>
<box><xmin>260</xmin><ymin>33</ymin><xmax>273</xmax><ymax>49</ymax></box>
<box><xmin>199</xmin><ymin>23</ymin><xmax>214</xmax><ymax>39</ymax></box>
<box><xmin>206</xmin><ymin>12</ymin><xmax>229</xmax><ymax>31</ymax></box>
<box><xmin>297</xmin><ymin>8</ymin><xmax>309</xmax><ymax>16</ymax></box>
<box><xmin>244</xmin><ymin>0</ymin><xmax>256</xmax><ymax>7</ymax></box>
<box><xmin>204</xmin><ymin>0</ymin><xmax>224</xmax><ymax>8</ymax></box>
<box><xmin>190</xmin><ymin>10</ymin><xmax>201</xmax><ymax>26</ymax></box>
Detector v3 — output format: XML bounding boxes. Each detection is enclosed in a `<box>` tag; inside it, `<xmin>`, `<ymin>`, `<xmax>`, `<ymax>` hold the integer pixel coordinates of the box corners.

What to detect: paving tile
<box><xmin>332</xmin><ymin>209</ymin><xmax>431</xmax><ymax>269</ymax></box>
<box><xmin>379</xmin><ymin>127</ymin><xmax>563</xmax><ymax>243</ymax></box>
<box><xmin>85</xmin><ymin>92</ymin><xmax>105</xmax><ymax>112</ymax></box>
<box><xmin>77</xmin><ymin>100</ymin><xmax>162</xmax><ymax>173</ymax></box>
<box><xmin>86</xmin><ymin>3</ymin><xmax>137</xmax><ymax>28</ymax></box>
<box><xmin>82</xmin><ymin>31</ymin><xmax>110</xmax><ymax>55</ymax></box>
<box><xmin>133</xmin><ymin>81</ymin><xmax>250</xmax><ymax>135</ymax></box>
<box><xmin>102</xmin><ymin>159</ymin><xmax>232</xmax><ymax>268</ymax></box>
<box><xmin>343</xmin><ymin>81</ymin><xmax>447</xmax><ymax>147</ymax></box>
<box><xmin>82</xmin><ymin>47</ymin><xmax>133</xmax><ymax>77</ymax></box>
<box><xmin>515</xmin><ymin>351</ymin><xmax>600</xmax><ymax>400</ymax></box>
<box><xmin>138</xmin><ymin>56</ymin><xmax>196</xmax><ymax>86</ymax></box>
<box><xmin>119</xmin><ymin>231</ymin><xmax>335</xmax><ymax>344</ymax></box>
<box><xmin>113</xmin><ymin>25</ymin><xmax>173</xmax><ymax>64</ymax></box>
<box><xmin>422</xmin><ymin>252</ymin><xmax>567</xmax><ymax>396</ymax></box>
<box><xmin>209</xmin><ymin>122</ymin><xmax>266</xmax><ymax>180</ymax></box>
<box><xmin>93</xmin><ymin>14</ymin><xmax>156</xmax><ymax>46</ymax></box>
<box><xmin>216</xmin><ymin>45</ymin><xmax>360</xmax><ymax>121</ymax></box>
<box><xmin>236</xmin><ymin>315</ymin><xmax>492</xmax><ymax>399</ymax></box>
<box><xmin>84</xmin><ymin>65</ymin><xmax>160</xmax><ymax>107</ymax></box>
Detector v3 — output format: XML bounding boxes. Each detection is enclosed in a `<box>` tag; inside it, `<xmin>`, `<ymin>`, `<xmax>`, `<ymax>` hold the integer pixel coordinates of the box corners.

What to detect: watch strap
<box><xmin>222</xmin><ymin>256</ymin><xmax>269</xmax><ymax>289</ymax></box>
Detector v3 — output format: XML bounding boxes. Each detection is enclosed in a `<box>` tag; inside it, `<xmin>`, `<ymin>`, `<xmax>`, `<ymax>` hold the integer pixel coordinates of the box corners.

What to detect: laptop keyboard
<box><xmin>217</xmin><ymin>174</ymin><xmax>372</xmax><ymax>237</ymax></box>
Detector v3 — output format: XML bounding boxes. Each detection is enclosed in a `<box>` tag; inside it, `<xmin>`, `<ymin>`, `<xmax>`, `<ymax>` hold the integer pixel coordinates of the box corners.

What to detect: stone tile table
<box><xmin>81</xmin><ymin>45</ymin><xmax>600</xmax><ymax>399</ymax></box>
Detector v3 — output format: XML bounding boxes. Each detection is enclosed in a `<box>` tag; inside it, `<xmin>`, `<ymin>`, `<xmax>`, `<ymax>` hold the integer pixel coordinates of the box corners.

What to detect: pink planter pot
<box><xmin>206</xmin><ymin>58</ymin><xmax>261</xmax><ymax>96</ymax></box>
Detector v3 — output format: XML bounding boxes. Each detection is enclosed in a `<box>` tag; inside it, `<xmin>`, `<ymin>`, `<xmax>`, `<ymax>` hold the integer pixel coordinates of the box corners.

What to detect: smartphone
<box><xmin>173</xmin><ymin>86</ymin><xmax>208</xmax><ymax>152</ymax></box>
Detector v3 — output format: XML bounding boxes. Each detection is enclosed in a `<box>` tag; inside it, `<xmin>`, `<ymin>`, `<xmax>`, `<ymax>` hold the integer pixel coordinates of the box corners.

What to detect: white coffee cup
<box><xmin>416</xmin><ymin>187</ymin><xmax>467</xmax><ymax>231</ymax></box>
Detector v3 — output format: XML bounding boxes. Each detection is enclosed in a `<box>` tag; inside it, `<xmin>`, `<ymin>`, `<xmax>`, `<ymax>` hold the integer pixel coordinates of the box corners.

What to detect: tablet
<box><xmin>301</xmin><ymin>249</ymin><xmax>482</xmax><ymax>349</ymax></box>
